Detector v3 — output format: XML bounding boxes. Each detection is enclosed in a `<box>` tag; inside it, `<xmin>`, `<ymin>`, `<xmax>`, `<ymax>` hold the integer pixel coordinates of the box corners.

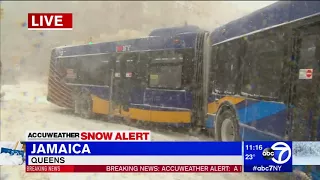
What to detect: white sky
<box><xmin>226</xmin><ymin>1</ymin><xmax>277</xmax><ymax>11</ymax></box>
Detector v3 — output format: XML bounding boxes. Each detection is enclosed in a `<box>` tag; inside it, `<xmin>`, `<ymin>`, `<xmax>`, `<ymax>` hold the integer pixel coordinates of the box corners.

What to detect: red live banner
<box><xmin>26</xmin><ymin>165</ymin><xmax>242</xmax><ymax>173</ymax></box>
<box><xmin>28</xmin><ymin>13</ymin><xmax>73</xmax><ymax>30</ymax></box>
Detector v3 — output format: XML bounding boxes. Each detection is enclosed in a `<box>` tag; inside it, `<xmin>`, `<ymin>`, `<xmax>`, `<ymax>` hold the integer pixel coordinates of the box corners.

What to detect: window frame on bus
<box><xmin>147</xmin><ymin>50</ymin><xmax>184</xmax><ymax>90</ymax></box>
<box><xmin>240</xmin><ymin>26</ymin><xmax>288</xmax><ymax>101</ymax></box>
<box><xmin>290</xmin><ymin>19</ymin><xmax>320</xmax><ymax>108</ymax></box>
<box><xmin>58</xmin><ymin>53</ymin><xmax>112</xmax><ymax>86</ymax></box>
<box><xmin>180</xmin><ymin>48</ymin><xmax>195</xmax><ymax>90</ymax></box>
<box><xmin>210</xmin><ymin>38</ymin><xmax>244</xmax><ymax>95</ymax></box>
<box><xmin>209</xmin><ymin>24</ymin><xmax>291</xmax><ymax>102</ymax></box>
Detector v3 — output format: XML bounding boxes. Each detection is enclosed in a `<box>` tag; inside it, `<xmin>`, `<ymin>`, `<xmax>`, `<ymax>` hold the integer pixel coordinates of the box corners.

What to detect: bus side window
<box><xmin>181</xmin><ymin>50</ymin><xmax>194</xmax><ymax>90</ymax></box>
<box><xmin>209</xmin><ymin>46</ymin><xmax>219</xmax><ymax>93</ymax></box>
<box><xmin>242</xmin><ymin>31</ymin><xmax>285</xmax><ymax>99</ymax></box>
<box><xmin>60</xmin><ymin>56</ymin><xmax>78</xmax><ymax>84</ymax></box>
<box><xmin>295</xmin><ymin>25</ymin><xmax>320</xmax><ymax>105</ymax></box>
<box><xmin>298</xmin><ymin>34</ymin><xmax>319</xmax><ymax>70</ymax></box>
<box><xmin>213</xmin><ymin>41</ymin><xmax>240</xmax><ymax>95</ymax></box>
<box><xmin>149</xmin><ymin>64</ymin><xmax>182</xmax><ymax>89</ymax></box>
<box><xmin>148</xmin><ymin>51</ymin><xmax>183</xmax><ymax>89</ymax></box>
<box><xmin>73</xmin><ymin>55</ymin><xmax>110</xmax><ymax>86</ymax></box>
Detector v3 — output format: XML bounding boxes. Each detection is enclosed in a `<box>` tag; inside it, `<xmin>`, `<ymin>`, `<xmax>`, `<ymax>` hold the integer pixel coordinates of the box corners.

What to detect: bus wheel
<box><xmin>216</xmin><ymin>109</ymin><xmax>239</xmax><ymax>141</ymax></box>
<box><xmin>79</xmin><ymin>93</ymin><xmax>94</xmax><ymax>119</ymax></box>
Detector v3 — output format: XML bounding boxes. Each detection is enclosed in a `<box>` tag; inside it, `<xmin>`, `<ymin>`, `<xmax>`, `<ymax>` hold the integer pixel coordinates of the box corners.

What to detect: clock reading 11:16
<box><xmin>245</xmin><ymin>145</ymin><xmax>264</xmax><ymax>151</ymax></box>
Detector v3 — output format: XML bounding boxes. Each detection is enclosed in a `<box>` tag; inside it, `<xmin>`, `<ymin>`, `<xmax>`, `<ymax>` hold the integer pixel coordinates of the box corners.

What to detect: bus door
<box><xmin>102</xmin><ymin>54</ymin><xmax>121</xmax><ymax>116</ymax></box>
<box><xmin>123</xmin><ymin>52</ymin><xmax>151</xmax><ymax>120</ymax></box>
<box><xmin>94</xmin><ymin>55</ymin><xmax>116</xmax><ymax>115</ymax></box>
<box><xmin>111</xmin><ymin>53</ymin><xmax>138</xmax><ymax>117</ymax></box>
<box><xmin>109</xmin><ymin>55</ymin><xmax>123</xmax><ymax>116</ymax></box>
<box><xmin>290</xmin><ymin>19</ymin><xmax>320</xmax><ymax>141</ymax></box>
<box><xmin>102</xmin><ymin>56</ymin><xmax>114</xmax><ymax>115</ymax></box>
<box><xmin>120</xmin><ymin>53</ymin><xmax>135</xmax><ymax>114</ymax></box>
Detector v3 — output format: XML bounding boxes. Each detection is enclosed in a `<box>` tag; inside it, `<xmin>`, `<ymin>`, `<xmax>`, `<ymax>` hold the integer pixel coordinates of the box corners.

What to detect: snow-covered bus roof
<box><xmin>210</xmin><ymin>1</ymin><xmax>320</xmax><ymax>45</ymax></box>
<box><xmin>52</xmin><ymin>33</ymin><xmax>200</xmax><ymax>57</ymax></box>
<box><xmin>52</xmin><ymin>25</ymin><xmax>203</xmax><ymax>57</ymax></box>
<box><xmin>212</xmin><ymin>13</ymin><xmax>320</xmax><ymax>47</ymax></box>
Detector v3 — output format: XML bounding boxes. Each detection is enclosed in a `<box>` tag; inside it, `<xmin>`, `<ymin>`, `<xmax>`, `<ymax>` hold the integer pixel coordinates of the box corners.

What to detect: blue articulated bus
<box><xmin>206</xmin><ymin>0</ymin><xmax>320</xmax><ymax>141</ymax></box>
<box><xmin>204</xmin><ymin>1</ymin><xmax>320</xmax><ymax>179</ymax></box>
<box><xmin>47</xmin><ymin>1</ymin><xmax>319</xmax><ymax>179</ymax></box>
<box><xmin>47</xmin><ymin>25</ymin><xmax>204</xmax><ymax>124</ymax></box>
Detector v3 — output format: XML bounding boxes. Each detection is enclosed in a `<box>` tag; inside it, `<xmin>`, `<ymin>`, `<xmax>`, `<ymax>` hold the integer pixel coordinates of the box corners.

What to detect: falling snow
<box><xmin>0</xmin><ymin>82</ymin><xmax>273</xmax><ymax>180</ymax></box>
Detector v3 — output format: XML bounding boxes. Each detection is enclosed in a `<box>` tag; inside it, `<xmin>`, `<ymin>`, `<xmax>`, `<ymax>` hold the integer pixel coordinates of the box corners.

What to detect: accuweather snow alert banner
<box><xmin>24</xmin><ymin>131</ymin><xmax>319</xmax><ymax>173</ymax></box>
<box><xmin>24</xmin><ymin>131</ymin><xmax>243</xmax><ymax>173</ymax></box>
<box><xmin>25</xmin><ymin>130</ymin><xmax>152</xmax><ymax>141</ymax></box>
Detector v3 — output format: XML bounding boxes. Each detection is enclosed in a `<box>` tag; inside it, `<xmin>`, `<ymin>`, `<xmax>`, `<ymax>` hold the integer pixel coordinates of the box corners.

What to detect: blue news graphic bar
<box><xmin>25</xmin><ymin>142</ymin><xmax>242</xmax><ymax>156</ymax></box>
<box><xmin>243</xmin><ymin>141</ymin><xmax>293</xmax><ymax>172</ymax></box>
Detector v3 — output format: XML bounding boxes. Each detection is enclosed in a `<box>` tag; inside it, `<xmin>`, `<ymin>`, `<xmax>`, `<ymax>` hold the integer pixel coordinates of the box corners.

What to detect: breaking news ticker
<box><xmin>26</xmin><ymin>165</ymin><xmax>242</xmax><ymax>173</ymax></box>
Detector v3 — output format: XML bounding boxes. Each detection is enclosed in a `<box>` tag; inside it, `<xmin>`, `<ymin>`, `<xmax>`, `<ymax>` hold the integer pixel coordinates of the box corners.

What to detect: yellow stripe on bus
<box><xmin>122</xmin><ymin>108</ymin><xmax>150</xmax><ymax>121</ymax></box>
<box><xmin>149</xmin><ymin>110</ymin><xmax>191</xmax><ymax>123</ymax></box>
<box><xmin>207</xmin><ymin>96</ymin><xmax>245</xmax><ymax>114</ymax></box>
<box><xmin>91</xmin><ymin>95</ymin><xmax>110</xmax><ymax>115</ymax></box>
<box><xmin>121</xmin><ymin>108</ymin><xmax>190</xmax><ymax>123</ymax></box>
<box><xmin>92</xmin><ymin>94</ymin><xmax>244</xmax><ymax>123</ymax></box>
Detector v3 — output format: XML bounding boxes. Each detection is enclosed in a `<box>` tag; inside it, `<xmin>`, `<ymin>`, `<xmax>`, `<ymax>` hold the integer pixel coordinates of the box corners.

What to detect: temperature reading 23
<box><xmin>245</xmin><ymin>154</ymin><xmax>255</xmax><ymax>160</ymax></box>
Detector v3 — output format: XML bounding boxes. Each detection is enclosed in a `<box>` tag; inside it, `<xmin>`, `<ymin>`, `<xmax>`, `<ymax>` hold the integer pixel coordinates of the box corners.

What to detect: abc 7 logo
<box><xmin>262</xmin><ymin>142</ymin><xmax>291</xmax><ymax>164</ymax></box>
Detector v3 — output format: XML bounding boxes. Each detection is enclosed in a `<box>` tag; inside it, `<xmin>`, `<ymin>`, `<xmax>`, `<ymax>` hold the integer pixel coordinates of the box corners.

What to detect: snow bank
<box><xmin>293</xmin><ymin>142</ymin><xmax>320</xmax><ymax>157</ymax></box>
<box><xmin>293</xmin><ymin>156</ymin><xmax>320</xmax><ymax>165</ymax></box>
<box><xmin>1</xmin><ymin>82</ymin><xmax>49</xmax><ymax>104</ymax></box>
<box><xmin>0</xmin><ymin>142</ymin><xmax>24</xmax><ymax>165</ymax></box>
<box><xmin>0</xmin><ymin>153</ymin><xmax>24</xmax><ymax>165</ymax></box>
<box><xmin>292</xmin><ymin>142</ymin><xmax>320</xmax><ymax>165</ymax></box>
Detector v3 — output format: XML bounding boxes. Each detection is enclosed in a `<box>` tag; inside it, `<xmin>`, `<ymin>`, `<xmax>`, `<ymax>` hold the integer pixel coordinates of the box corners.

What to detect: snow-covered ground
<box><xmin>0</xmin><ymin>153</ymin><xmax>24</xmax><ymax>165</ymax></box>
<box><xmin>293</xmin><ymin>157</ymin><xmax>320</xmax><ymax>166</ymax></box>
<box><xmin>293</xmin><ymin>142</ymin><xmax>320</xmax><ymax>157</ymax></box>
<box><xmin>293</xmin><ymin>141</ymin><xmax>320</xmax><ymax>165</ymax></box>
<box><xmin>0</xmin><ymin>81</ymin><xmax>272</xmax><ymax>180</ymax></box>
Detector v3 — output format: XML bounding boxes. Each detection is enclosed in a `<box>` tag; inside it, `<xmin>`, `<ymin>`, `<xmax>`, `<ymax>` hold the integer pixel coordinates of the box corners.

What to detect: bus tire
<box><xmin>216</xmin><ymin>109</ymin><xmax>240</xmax><ymax>141</ymax></box>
